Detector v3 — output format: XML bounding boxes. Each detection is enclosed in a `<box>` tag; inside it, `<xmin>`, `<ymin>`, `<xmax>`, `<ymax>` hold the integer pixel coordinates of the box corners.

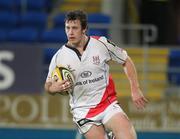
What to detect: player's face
<box><xmin>65</xmin><ymin>20</ymin><xmax>86</xmax><ymax>45</ymax></box>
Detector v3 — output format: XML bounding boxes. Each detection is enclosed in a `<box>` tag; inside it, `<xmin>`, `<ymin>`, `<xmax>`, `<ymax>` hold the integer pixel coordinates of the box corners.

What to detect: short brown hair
<box><xmin>65</xmin><ymin>10</ymin><xmax>88</xmax><ymax>30</ymax></box>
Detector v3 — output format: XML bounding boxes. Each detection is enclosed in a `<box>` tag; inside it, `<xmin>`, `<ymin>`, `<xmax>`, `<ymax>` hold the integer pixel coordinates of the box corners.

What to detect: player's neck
<box><xmin>78</xmin><ymin>35</ymin><xmax>88</xmax><ymax>48</ymax></box>
<box><xmin>67</xmin><ymin>35</ymin><xmax>88</xmax><ymax>54</ymax></box>
<box><xmin>76</xmin><ymin>35</ymin><xmax>88</xmax><ymax>54</ymax></box>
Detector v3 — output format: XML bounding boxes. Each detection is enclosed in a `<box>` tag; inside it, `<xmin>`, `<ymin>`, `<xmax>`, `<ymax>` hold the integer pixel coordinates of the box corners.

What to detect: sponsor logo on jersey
<box><xmin>80</xmin><ymin>71</ymin><xmax>92</xmax><ymax>78</ymax></box>
<box><xmin>75</xmin><ymin>75</ymin><xmax>104</xmax><ymax>86</ymax></box>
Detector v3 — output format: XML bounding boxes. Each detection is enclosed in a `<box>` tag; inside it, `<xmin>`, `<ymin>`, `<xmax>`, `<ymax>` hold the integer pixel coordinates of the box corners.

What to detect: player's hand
<box><xmin>131</xmin><ymin>88</ymin><xmax>148</xmax><ymax>109</ymax></box>
<box><xmin>50</xmin><ymin>79</ymin><xmax>72</xmax><ymax>94</ymax></box>
<box><xmin>58</xmin><ymin>79</ymin><xmax>73</xmax><ymax>92</ymax></box>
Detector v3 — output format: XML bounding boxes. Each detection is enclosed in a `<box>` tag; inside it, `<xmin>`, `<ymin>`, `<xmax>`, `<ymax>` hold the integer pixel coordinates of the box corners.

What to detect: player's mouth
<box><xmin>69</xmin><ymin>37</ymin><xmax>75</xmax><ymax>40</ymax></box>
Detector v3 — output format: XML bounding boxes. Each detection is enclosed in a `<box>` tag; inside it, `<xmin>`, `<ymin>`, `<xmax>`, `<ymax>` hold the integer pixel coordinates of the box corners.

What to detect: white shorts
<box><xmin>73</xmin><ymin>101</ymin><xmax>126</xmax><ymax>134</ymax></box>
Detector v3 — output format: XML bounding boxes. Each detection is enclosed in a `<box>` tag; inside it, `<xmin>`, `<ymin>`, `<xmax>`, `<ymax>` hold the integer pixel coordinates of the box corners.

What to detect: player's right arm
<box><xmin>44</xmin><ymin>79</ymin><xmax>69</xmax><ymax>95</ymax></box>
<box><xmin>44</xmin><ymin>54</ymin><xmax>71</xmax><ymax>95</ymax></box>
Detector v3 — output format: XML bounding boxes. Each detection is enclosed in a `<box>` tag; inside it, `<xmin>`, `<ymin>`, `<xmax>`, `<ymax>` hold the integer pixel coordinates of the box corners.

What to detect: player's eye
<box><xmin>66</xmin><ymin>26</ymin><xmax>70</xmax><ymax>30</ymax></box>
<box><xmin>72</xmin><ymin>26</ymin><xmax>78</xmax><ymax>30</ymax></box>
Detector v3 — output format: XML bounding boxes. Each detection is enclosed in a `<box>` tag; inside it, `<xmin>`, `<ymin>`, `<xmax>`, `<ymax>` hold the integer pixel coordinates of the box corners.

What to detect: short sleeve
<box><xmin>99</xmin><ymin>36</ymin><xmax>128</xmax><ymax>64</ymax></box>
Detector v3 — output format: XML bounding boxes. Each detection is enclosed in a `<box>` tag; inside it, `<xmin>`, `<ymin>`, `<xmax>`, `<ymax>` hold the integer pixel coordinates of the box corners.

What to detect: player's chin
<box><xmin>68</xmin><ymin>39</ymin><xmax>77</xmax><ymax>44</ymax></box>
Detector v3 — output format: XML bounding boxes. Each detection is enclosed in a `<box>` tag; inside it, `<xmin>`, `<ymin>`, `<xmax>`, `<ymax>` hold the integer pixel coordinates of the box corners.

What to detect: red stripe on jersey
<box><xmin>85</xmin><ymin>76</ymin><xmax>117</xmax><ymax>118</ymax></box>
<box><xmin>91</xmin><ymin>36</ymin><xmax>101</xmax><ymax>40</ymax></box>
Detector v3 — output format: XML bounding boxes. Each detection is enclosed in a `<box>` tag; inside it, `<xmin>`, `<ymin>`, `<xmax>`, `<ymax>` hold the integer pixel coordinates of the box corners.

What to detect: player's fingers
<box><xmin>59</xmin><ymin>82</ymin><xmax>66</xmax><ymax>90</ymax></box>
<box><xmin>144</xmin><ymin>97</ymin><xmax>149</xmax><ymax>103</ymax></box>
<box><xmin>134</xmin><ymin>97</ymin><xmax>148</xmax><ymax>109</ymax></box>
<box><xmin>56</xmin><ymin>80</ymin><xmax>67</xmax><ymax>86</ymax></box>
<box><xmin>141</xmin><ymin>97</ymin><xmax>148</xmax><ymax>108</ymax></box>
<box><xmin>66</xmin><ymin>80</ymin><xmax>74</xmax><ymax>88</ymax></box>
<box><xmin>134</xmin><ymin>100</ymin><xmax>141</xmax><ymax>109</ymax></box>
<box><xmin>61</xmin><ymin>82</ymin><xmax>71</xmax><ymax>90</ymax></box>
<box><xmin>141</xmin><ymin>97</ymin><xmax>148</xmax><ymax>106</ymax></box>
<box><xmin>61</xmin><ymin>80</ymin><xmax>67</xmax><ymax>84</ymax></box>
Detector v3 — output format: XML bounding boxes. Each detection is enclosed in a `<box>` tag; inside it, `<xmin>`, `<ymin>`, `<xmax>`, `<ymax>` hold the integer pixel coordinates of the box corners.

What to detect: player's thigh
<box><xmin>104</xmin><ymin>112</ymin><xmax>136</xmax><ymax>139</ymax></box>
<box><xmin>84</xmin><ymin>124</ymin><xmax>107</xmax><ymax>139</ymax></box>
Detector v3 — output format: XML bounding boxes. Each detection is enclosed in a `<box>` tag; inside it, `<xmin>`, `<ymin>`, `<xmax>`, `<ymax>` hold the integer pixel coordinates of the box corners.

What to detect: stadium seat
<box><xmin>53</xmin><ymin>13</ymin><xmax>66</xmax><ymax>28</ymax></box>
<box><xmin>44</xmin><ymin>47</ymin><xmax>58</xmax><ymax>64</ymax></box>
<box><xmin>168</xmin><ymin>50</ymin><xmax>180</xmax><ymax>85</ymax></box>
<box><xmin>0</xmin><ymin>12</ymin><xmax>19</xmax><ymax>29</ymax></box>
<box><xmin>88</xmin><ymin>13</ymin><xmax>111</xmax><ymax>23</ymax></box>
<box><xmin>0</xmin><ymin>0</ymin><xmax>15</xmax><ymax>12</ymax></box>
<box><xmin>8</xmin><ymin>27</ymin><xmax>39</xmax><ymax>42</ymax></box>
<box><xmin>26</xmin><ymin>0</ymin><xmax>50</xmax><ymax>12</ymax></box>
<box><xmin>88</xmin><ymin>28</ymin><xmax>109</xmax><ymax>37</ymax></box>
<box><xmin>0</xmin><ymin>29</ymin><xmax>8</xmax><ymax>42</ymax></box>
<box><xmin>111</xmin><ymin>47</ymin><xmax>169</xmax><ymax>98</ymax></box>
<box><xmin>20</xmin><ymin>11</ymin><xmax>47</xmax><ymax>31</ymax></box>
<box><xmin>88</xmin><ymin>13</ymin><xmax>111</xmax><ymax>38</ymax></box>
<box><xmin>40</xmin><ymin>28</ymin><xmax>67</xmax><ymax>43</ymax></box>
<box><xmin>14</xmin><ymin>0</ymin><xmax>51</xmax><ymax>12</ymax></box>
<box><xmin>27</xmin><ymin>0</ymin><xmax>45</xmax><ymax>9</ymax></box>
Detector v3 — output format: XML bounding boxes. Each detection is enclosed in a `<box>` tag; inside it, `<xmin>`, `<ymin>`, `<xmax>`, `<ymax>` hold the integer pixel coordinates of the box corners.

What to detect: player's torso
<box><xmin>55</xmin><ymin>37</ymin><xmax>110</xmax><ymax>109</ymax></box>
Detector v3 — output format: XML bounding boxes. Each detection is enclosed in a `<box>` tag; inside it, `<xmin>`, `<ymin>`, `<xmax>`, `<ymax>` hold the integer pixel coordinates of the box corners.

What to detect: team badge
<box><xmin>92</xmin><ymin>55</ymin><xmax>100</xmax><ymax>65</ymax></box>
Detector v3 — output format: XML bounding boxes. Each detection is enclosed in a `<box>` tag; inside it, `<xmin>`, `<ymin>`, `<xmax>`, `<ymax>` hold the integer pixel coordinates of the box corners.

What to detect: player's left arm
<box><xmin>123</xmin><ymin>56</ymin><xmax>148</xmax><ymax>109</ymax></box>
<box><xmin>99</xmin><ymin>36</ymin><xmax>148</xmax><ymax>108</ymax></box>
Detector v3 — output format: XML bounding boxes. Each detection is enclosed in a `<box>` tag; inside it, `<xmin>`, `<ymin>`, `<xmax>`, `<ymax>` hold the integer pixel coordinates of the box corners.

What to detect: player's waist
<box><xmin>71</xmin><ymin>95</ymin><xmax>117</xmax><ymax>111</ymax></box>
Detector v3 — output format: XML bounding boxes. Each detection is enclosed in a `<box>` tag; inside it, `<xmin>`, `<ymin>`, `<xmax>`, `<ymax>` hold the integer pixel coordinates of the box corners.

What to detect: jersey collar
<box><xmin>65</xmin><ymin>36</ymin><xmax>90</xmax><ymax>60</ymax></box>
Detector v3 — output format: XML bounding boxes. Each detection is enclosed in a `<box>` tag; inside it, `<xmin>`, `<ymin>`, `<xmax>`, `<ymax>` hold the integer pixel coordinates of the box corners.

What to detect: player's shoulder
<box><xmin>55</xmin><ymin>44</ymin><xmax>68</xmax><ymax>53</ymax></box>
<box><xmin>91</xmin><ymin>35</ymin><xmax>117</xmax><ymax>48</ymax></box>
<box><xmin>90</xmin><ymin>36</ymin><xmax>108</xmax><ymax>42</ymax></box>
<box><xmin>90</xmin><ymin>36</ymin><xmax>109</xmax><ymax>47</ymax></box>
<box><xmin>89</xmin><ymin>36</ymin><xmax>106</xmax><ymax>49</ymax></box>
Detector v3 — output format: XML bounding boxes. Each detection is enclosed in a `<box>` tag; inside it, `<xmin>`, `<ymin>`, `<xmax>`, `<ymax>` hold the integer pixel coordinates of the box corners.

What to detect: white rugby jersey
<box><xmin>46</xmin><ymin>36</ymin><xmax>128</xmax><ymax>119</ymax></box>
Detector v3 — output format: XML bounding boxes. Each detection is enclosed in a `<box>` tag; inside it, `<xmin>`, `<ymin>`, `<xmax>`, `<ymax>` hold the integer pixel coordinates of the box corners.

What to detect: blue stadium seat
<box><xmin>8</xmin><ymin>27</ymin><xmax>39</xmax><ymax>42</ymax></box>
<box><xmin>53</xmin><ymin>13</ymin><xmax>111</xmax><ymax>28</ymax></box>
<box><xmin>88</xmin><ymin>13</ymin><xmax>111</xmax><ymax>23</ymax></box>
<box><xmin>88</xmin><ymin>13</ymin><xmax>110</xmax><ymax>38</ymax></box>
<box><xmin>0</xmin><ymin>29</ymin><xmax>8</xmax><ymax>42</ymax></box>
<box><xmin>40</xmin><ymin>28</ymin><xmax>67</xmax><ymax>43</ymax></box>
<box><xmin>44</xmin><ymin>47</ymin><xmax>58</xmax><ymax>64</ymax></box>
<box><xmin>88</xmin><ymin>28</ymin><xmax>109</xmax><ymax>37</ymax></box>
<box><xmin>0</xmin><ymin>0</ymin><xmax>15</xmax><ymax>12</ymax></box>
<box><xmin>26</xmin><ymin>0</ymin><xmax>49</xmax><ymax>12</ymax></box>
<box><xmin>14</xmin><ymin>0</ymin><xmax>51</xmax><ymax>12</ymax></box>
<box><xmin>0</xmin><ymin>12</ymin><xmax>19</xmax><ymax>29</ymax></box>
<box><xmin>168</xmin><ymin>50</ymin><xmax>180</xmax><ymax>85</ymax></box>
<box><xmin>20</xmin><ymin>12</ymin><xmax>47</xmax><ymax>31</ymax></box>
<box><xmin>53</xmin><ymin>13</ymin><xmax>65</xmax><ymax>28</ymax></box>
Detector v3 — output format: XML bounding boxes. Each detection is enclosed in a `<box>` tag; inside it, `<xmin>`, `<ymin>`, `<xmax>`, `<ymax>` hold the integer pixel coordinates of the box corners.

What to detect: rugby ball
<box><xmin>51</xmin><ymin>66</ymin><xmax>74</xmax><ymax>94</ymax></box>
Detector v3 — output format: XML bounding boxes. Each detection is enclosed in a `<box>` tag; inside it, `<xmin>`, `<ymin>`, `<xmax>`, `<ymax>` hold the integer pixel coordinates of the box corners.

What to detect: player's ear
<box><xmin>83</xmin><ymin>26</ymin><xmax>88</xmax><ymax>34</ymax></box>
<box><xmin>82</xmin><ymin>29</ymin><xmax>86</xmax><ymax>34</ymax></box>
